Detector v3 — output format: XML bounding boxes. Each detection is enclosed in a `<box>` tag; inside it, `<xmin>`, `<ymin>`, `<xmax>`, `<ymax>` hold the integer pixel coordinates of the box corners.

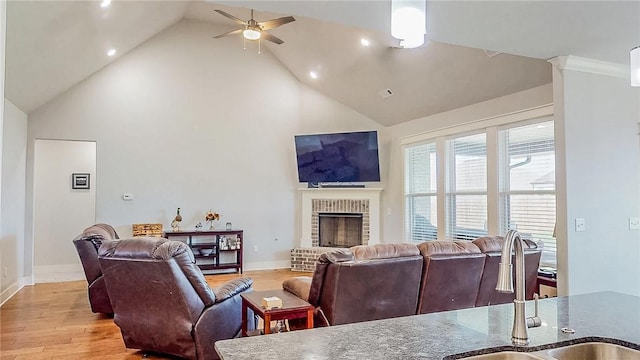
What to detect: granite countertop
<box><xmin>215</xmin><ymin>291</ymin><xmax>639</xmax><ymax>360</ymax></box>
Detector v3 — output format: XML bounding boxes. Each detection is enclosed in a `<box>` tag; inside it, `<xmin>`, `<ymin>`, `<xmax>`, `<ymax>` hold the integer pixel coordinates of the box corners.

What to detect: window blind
<box><xmin>499</xmin><ymin>121</ymin><xmax>556</xmax><ymax>266</ymax></box>
<box><xmin>446</xmin><ymin>133</ymin><xmax>487</xmax><ymax>241</ymax></box>
<box><xmin>404</xmin><ymin>143</ymin><xmax>437</xmax><ymax>242</ymax></box>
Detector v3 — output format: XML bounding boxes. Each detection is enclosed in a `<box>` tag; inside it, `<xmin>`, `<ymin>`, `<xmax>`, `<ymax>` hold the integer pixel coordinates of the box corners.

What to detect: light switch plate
<box><xmin>575</xmin><ymin>218</ymin><xmax>586</xmax><ymax>232</ymax></box>
<box><xmin>629</xmin><ymin>217</ymin><xmax>640</xmax><ymax>230</ymax></box>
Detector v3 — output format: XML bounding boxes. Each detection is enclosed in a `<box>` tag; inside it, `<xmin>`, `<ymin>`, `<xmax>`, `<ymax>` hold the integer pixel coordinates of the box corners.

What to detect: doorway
<box><xmin>33</xmin><ymin>139</ymin><xmax>96</xmax><ymax>281</ymax></box>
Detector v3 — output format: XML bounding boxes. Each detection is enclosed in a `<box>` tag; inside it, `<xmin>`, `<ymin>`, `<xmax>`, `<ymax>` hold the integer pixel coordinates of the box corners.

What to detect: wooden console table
<box><xmin>163</xmin><ymin>229</ymin><xmax>243</xmax><ymax>274</ymax></box>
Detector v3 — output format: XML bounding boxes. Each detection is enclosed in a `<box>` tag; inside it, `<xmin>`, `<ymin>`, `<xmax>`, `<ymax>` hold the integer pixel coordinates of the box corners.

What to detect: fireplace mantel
<box><xmin>299</xmin><ymin>188</ymin><xmax>382</xmax><ymax>248</ymax></box>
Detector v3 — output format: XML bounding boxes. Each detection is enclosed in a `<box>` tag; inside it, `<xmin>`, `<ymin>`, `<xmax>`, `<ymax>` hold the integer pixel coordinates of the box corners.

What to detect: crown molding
<box><xmin>548</xmin><ymin>56</ymin><xmax>627</xmax><ymax>79</ymax></box>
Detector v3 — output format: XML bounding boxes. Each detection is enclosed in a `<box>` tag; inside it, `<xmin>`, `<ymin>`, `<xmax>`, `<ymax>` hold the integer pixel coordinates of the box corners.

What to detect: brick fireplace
<box><xmin>291</xmin><ymin>188</ymin><xmax>382</xmax><ymax>271</ymax></box>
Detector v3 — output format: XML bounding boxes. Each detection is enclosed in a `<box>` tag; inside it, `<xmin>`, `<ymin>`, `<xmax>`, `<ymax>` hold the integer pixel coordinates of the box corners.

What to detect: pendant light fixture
<box><xmin>631</xmin><ymin>46</ymin><xmax>640</xmax><ymax>87</ymax></box>
<box><xmin>391</xmin><ymin>0</ymin><xmax>426</xmax><ymax>48</ymax></box>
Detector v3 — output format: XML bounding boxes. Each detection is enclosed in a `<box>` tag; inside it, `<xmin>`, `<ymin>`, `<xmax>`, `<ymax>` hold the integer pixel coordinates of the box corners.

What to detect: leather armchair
<box><xmin>472</xmin><ymin>235</ymin><xmax>541</xmax><ymax>306</ymax></box>
<box><xmin>98</xmin><ymin>237</ymin><xmax>252</xmax><ymax>360</ymax></box>
<box><xmin>284</xmin><ymin>243</ymin><xmax>423</xmax><ymax>326</ymax></box>
<box><xmin>72</xmin><ymin>223</ymin><xmax>120</xmax><ymax>314</ymax></box>
<box><xmin>416</xmin><ymin>241</ymin><xmax>486</xmax><ymax>314</ymax></box>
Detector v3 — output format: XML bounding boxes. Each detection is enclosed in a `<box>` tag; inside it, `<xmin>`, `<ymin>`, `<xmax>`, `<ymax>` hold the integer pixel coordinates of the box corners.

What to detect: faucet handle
<box><xmin>527</xmin><ymin>293</ymin><xmax>542</xmax><ymax>328</ymax></box>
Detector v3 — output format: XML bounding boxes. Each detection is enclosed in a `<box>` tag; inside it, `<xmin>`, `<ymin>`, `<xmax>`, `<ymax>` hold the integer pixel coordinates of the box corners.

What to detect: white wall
<box><xmin>0</xmin><ymin>0</ymin><xmax>7</xmax><ymax>297</ymax></box>
<box><xmin>383</xmin><ymin>84</ymin><xmax>553</xmax><ymax>243</ymax></box>
<box><xmin>552</xmin><ymin>60</ymin><xmax>640</xmax><ymax>296</ymax></box>
<box><xmin>33</xmin><ymin>140</ymin><xmax>96</xmax><ymax>282</ymax></box>
<box><xmin>1</xmin><ymin>99</ymin><xmax>27</xmax><ymax>303</ymax></box>
<box><xmin>26</xmin><ymin>19</ymin><xmax>381</xmax><ymax>274</ymax></box>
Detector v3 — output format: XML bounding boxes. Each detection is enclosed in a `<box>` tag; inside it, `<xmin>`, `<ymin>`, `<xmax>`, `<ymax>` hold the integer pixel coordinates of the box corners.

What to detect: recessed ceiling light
<box><xmin>107</xmin><ymin>49</ymin><xmax>116</xmax><ymax>57</ymax></box>
<box><xmin>360</xmin><ymin>38</ymin><xmax>370</xmax><ymax>47</ymax></box>
<box><xmin>309</xmin><ymin>71</ymin><xmax>318</xmax><ymax>79</ymax></box>
<box><xmin>100</xmin><ymin>0</ymin><xmax>111</xmax><ymax>8</ymax></box>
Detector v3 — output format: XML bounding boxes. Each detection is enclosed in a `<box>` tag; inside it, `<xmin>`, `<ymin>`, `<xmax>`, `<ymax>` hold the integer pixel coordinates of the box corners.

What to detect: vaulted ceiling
<box><xmin>6</xmin><ymin>1</ymin><xmax>639</xmax><ymax>126</ymax></box>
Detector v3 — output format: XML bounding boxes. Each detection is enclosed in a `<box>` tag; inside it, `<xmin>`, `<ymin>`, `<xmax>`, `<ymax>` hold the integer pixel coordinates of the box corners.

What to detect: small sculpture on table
<box><xmin>171</xmin><ymin>207</ymin><xmax>183</xmax><ymax>231</ymax></box>
<box><xmin>205</xmin><ymin>210</ymin><xmax>220</xmax><ymax>230</ymax></box>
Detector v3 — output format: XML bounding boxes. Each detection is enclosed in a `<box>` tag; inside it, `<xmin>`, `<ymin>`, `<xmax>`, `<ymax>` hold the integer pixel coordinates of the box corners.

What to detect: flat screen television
<box><xmin>294</xmin><ymin>130</ymin><xmax>381</xmax><ymax>184</ymax></box>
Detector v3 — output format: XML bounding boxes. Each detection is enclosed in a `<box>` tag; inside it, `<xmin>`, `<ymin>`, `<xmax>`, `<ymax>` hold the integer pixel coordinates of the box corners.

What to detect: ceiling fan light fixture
<box><xmin>631</xmin><ymin>46</ymin><xmax>640</xmax><ymax>87</ymax></box>
<box><xmin>243</xmin><ymin>28</ymin><xmax>261</xmax><ymax>41</ymax></box>
<box><xmin>391</xmin><ymin>0</ymin><xmax>426</xmax><ymax>49</ymax></box>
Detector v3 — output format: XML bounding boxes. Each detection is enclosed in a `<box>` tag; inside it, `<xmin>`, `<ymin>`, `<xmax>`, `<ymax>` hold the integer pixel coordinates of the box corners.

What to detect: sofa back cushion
<box><xmin>472</xmin><ymin>235</ymin><xmax>542</xmax><ymax>306</ymax></box>
<box><xmin>312</xmin><ymin>244</ymin><xmax>423</xmax><ymax>326</ymax></box>
<box><xmin>416</xmin><ymin>241</ymin><xmax>486</xmax><ymax>314</ymax></box>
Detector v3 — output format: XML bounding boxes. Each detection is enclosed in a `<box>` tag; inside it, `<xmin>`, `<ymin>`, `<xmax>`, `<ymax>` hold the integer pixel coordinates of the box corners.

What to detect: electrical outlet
<box><xmin>253</xmin><ymin>245</ymin><xmax>259</xmax><ymax>252</ymax></box>
<box><xmin>575</xmin><ymin>218</ymin><xmax>586</xmax><ymax>232</ymax></box>
<box><xmin>629</xmin><ymin>217</ymin><xmax>640</xmax><ymax>230</ymax></box>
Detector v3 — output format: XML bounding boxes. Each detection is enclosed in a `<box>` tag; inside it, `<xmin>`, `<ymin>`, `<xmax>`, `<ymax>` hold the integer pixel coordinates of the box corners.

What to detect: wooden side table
<box><xmin>536</xmin><ymin>275</ymin><xmax>557</xmax><ymax>298</ymax></box>
<box><xmin>241</xmin><ymin>289</ymin><xmax>314</xmax><ymax>336</ymax></box>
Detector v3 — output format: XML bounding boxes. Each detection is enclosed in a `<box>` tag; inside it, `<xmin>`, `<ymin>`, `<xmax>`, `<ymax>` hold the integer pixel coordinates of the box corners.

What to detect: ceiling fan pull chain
<box><xmin>243</xmin><ymin>36</ymin><xmax>246</xmax><ymax>51</ymax></box>
<box><xmin>258</xmin><ymin>38</ymin><xmax>261</xmax><ymax>55</ymax></box>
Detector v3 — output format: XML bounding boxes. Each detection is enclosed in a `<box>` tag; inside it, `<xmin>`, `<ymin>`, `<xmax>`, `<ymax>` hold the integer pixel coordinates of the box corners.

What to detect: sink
<box><xmin>452</xmin><ymin>341</ymin><xmax>640</xmax><ymax>360</ymax></box>
<box><xmin>461</xmin><ymin>352</ymin><xmax>546</xmax><ymax>360</ymax></box>
<box><xmin>548</xmin><ymin>342</ymin><xmax>640</xmax><ymax>360</ymax></box>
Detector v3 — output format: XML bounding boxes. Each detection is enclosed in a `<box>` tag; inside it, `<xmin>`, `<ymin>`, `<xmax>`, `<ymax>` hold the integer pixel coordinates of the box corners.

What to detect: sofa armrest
<box><xmin>213</xmin><ymin>277</ymin><xmax>253</xmax><ymax>303</ymax></box>
<box><xmin>282</xmin><ymin>276</ymin><xmax>312</xmax><ymax>301</ymax></box>
<box><xmin>194</xmin><ymin>294</ymin><xmax>243</xmax><ymax>360</ymax></box>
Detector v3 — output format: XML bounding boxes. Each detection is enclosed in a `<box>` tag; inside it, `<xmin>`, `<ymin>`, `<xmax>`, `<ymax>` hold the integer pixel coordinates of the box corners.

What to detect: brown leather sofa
<box><xmin>416</xmin><ymin>241</ymin><xmax>486</xmax><ymax>314</ymax></box>
<box><xmin>283</xmin><ymin>243</ymin><xmax>423</xmax><ymax>326</ymax></box>
<box><xmin>98</xmin><ymin>237</ymin><xmax>253</xmax><ymax>360</ymax></box>
<box><xmin>472</xmin><ymin>235</ymin><xmax>542</xmax><ymax>306</ymax></box>
<box><xmin>72</xmin><ymin>223</ymin><xmax>120</xmax><ymax>314</ymax></box>
<box><xmin>284</xmin><ymin>238</ymin><xmax>542</xmax><ymax>325</ymax></box>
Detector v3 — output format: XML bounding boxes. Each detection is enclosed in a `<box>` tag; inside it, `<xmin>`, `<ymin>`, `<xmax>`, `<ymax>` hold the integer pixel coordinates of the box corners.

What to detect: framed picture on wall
<box><xmin>72</xmin><ymin>173</ymin><xmax>90</xmax><ymax>189</ymax></box>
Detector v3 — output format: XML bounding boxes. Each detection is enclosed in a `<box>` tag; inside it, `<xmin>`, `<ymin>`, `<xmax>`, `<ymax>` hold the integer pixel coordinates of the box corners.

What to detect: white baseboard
<box><xmin>1</xmin><ymin>276</ymin><xmax>31</xmax><ymax>306</ymax></box>
<box><xmin>34</xmin><ymin>264</ymin><xmax>85</xmax><ymax>283</ymax></box>
<box><xmin>244</xmin><ymin>260</ymin><xmax>290</xmax><ymax>272</ymax></box>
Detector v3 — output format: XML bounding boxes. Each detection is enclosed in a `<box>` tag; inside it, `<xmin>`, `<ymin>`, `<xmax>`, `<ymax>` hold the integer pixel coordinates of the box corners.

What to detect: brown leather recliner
<box><xmin>73</xmin><ymin>223</ymin><xmax>120</xmax><ymax>314</ymax></box>
<box><xmin>284</xmin><ymin>243</ymin><xmax>423</xmax><ymax>326</ymax></box>
<box><xmin>472</xmin><ymin>235</ymin><xmax>542</xmax><ymax>306</ymax></box>
<box><xmin>98</xmin><ymin>237</ymin><xmax>253</xmax><ymax>360</ymax></box>
<box><xmin>416</xmin><ymin>241</ymin><xmax>486</xmax><ymax>314</ymax></box>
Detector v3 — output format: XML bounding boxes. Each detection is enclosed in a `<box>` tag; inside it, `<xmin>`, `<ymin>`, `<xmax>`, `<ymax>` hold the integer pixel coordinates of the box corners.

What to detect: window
<box><xmin>403</xmin><ymin>117</ymin><xmax>556</xmax><ymax>266</ymax></box>
<box><xmin>446</xmin><ymin>133</ymin><xmax>488</xmax><ymax>240</ymax></box>
<box><xmin>404</xmin><ymin>142</ymin><xmax>437</xmax><ymax>241</ymax></box>
<box><xmin>499</xmin><ymin>121</ymin><xmax>556</xmax><ymax>266</ymax></box>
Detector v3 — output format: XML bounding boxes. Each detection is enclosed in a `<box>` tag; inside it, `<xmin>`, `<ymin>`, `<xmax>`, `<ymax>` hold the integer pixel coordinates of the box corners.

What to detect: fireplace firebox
<box><xmin>318</xmin><ymin>212</ymin><xmax>363</xmax><ymax>248</ymax></box>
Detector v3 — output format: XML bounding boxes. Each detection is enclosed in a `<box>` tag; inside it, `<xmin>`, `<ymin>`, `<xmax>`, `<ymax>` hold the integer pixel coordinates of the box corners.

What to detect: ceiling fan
<box><xmin>213</xmin><ymin>9</ymin><xmax>295</xmax><ymax>53</ymax></box>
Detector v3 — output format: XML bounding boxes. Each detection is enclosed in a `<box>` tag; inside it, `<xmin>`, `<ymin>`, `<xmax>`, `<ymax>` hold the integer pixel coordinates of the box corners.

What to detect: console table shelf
<box><xmin>163</xmin><ymin>229</ymin><xmax>243</xmax><ymax>274</ymax></box>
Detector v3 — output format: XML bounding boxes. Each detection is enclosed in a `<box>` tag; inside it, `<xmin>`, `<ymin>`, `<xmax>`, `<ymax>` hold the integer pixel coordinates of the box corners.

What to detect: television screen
<box><xmin>294</xmin><ymin>130</ymin><xmax>381</xmax><ymax>184</ymax></box>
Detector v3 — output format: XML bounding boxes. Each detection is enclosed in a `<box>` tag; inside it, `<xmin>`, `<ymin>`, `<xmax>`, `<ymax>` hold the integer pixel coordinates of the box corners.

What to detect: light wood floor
<box><xmin>0</xmin><ymin>269</ymin><xmax>311</xmax><ymax>360</ymax></box>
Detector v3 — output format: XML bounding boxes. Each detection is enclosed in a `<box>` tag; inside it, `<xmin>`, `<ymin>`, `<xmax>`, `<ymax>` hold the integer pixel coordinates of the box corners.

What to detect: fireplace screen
<box><xmin>318</xmin><ymin>212</ymin><xmax>363</xmax><ymax>248</ymax></box>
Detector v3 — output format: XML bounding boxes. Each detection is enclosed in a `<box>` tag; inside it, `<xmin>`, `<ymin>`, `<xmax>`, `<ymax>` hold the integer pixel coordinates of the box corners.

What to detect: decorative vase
<box><xmin>208</xmin><ymin>221</ymin><xmax>214</xmax><ymax>230</ymax></box>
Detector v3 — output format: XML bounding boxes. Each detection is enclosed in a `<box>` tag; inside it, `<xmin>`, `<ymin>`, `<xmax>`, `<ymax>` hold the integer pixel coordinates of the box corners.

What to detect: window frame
<box><xmin>401</xmin><ymin>106</ymin><xmax>555</xmax><ymax>266</ymax></box>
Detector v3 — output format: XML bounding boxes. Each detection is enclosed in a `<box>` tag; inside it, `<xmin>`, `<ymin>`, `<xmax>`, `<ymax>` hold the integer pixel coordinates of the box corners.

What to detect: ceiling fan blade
<box><xmin>213</xmin><ymin>28</ymin><xmax>243</xmax><ymax>39</ymax></box>
<box><xmin>262</xmin><ymin>32</ymin><xmax>284</xmax><ymax>45</ymax></box>
<box><xmin>259</xmin><ymin>16</ymin><xmax>296</xmax><ymax>30</ymax></box>
<box><xmin>214</xmin><ymin>10</ymin><xmax>247</xmax><ymax>26</ymax></box>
